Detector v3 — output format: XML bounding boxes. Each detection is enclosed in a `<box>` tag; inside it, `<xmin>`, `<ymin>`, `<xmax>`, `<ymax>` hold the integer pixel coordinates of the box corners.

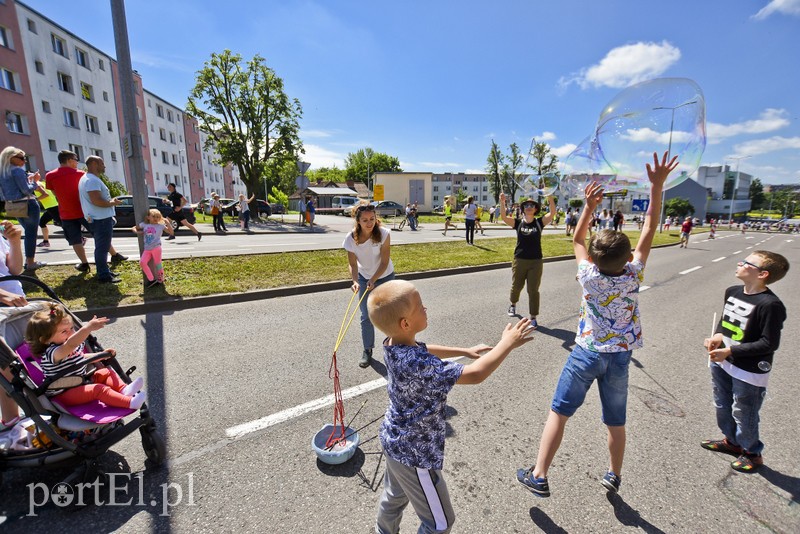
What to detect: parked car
<box><xmin>371</xmin><ymin>200</ymin><xmax>404</xmax><ymax>217</ymax></box>
<box><xmin>270</xmin><ymin>203</ymin><xmax>286</xmax><ymax>214</ymax></box>
<box><xmin>220</xmin><ymin>199</ymin><xmax>273</xmax><ymax>217</ymax></box>
<box><xmin>113</xmin><ymin>195</ymin><xmax>196</xmax><ymax>229</ymax></box>
<box><xmin>332</xmin><ymin>195</ymin><xmax>359</xmax><ymax>215</ymax></box>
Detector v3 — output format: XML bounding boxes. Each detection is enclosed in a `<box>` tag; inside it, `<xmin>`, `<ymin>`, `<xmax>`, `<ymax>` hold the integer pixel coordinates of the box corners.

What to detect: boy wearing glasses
<box><xmin>702</xmin><ymin>250</ymin><xmax>789</xmax><ymax>472</ymax></box>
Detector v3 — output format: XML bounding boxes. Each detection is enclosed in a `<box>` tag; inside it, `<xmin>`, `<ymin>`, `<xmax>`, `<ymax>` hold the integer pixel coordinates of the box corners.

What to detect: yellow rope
<box><xmin>334</xmin><ymin>287</ymin><xmax>370</xmax><ymax>352</ymax></box>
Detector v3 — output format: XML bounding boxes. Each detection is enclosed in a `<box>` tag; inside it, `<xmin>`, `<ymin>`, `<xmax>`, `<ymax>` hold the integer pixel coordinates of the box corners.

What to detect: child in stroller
<box><xmin>26</xmin><ymin>302</ymin><xmax>147</xmax><ymax>410</ymax></box>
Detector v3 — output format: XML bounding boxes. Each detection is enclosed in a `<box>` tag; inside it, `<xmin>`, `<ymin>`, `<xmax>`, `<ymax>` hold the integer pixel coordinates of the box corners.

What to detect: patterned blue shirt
<box><xmin>379</xmin><ymin>341</ymin><xmax>464</xmax><ymax>470</ymax></box>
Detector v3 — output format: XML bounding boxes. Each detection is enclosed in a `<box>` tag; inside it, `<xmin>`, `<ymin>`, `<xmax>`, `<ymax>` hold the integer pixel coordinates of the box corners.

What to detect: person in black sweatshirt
<box><xmin>702</xmin><ymin>250</ymin><xmax>789</xmax><ymax>472</ymax></box>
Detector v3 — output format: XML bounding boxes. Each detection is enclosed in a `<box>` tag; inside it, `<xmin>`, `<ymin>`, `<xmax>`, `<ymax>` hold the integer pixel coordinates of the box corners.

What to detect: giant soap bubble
<box><xmin>517</xmin><ymin>172</ymin><xmax>560</xmax><ymax>199</ymax></box>
<box><xmin>559</xmin><ymin>136</ymin><xmax>617</xmax><ymax>199</ymax></box>
<box><xmin>594</xmin><ymin>77</ymin><xmax>705</xmax><ymax>193</ymax></box>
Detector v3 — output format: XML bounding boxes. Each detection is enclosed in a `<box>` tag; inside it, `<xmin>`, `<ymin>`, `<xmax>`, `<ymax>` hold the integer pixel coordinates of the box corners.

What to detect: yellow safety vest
<box><xmin>36</xmin><ymin>186</ymin><xmax>59</xmax><ymax>209</ymax></box>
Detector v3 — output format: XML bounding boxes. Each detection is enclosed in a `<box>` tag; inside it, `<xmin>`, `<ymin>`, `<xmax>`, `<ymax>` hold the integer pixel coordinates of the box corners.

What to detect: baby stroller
<box><xmin>0</xmin><ymin>275</ymin><xmax>165</xmax><ymax>486</ymax></box>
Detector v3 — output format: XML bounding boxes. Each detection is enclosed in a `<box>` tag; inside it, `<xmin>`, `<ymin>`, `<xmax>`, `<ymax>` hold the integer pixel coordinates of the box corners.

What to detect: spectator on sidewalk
<box><xmin>35</xmin><ymin>184</ymin><xmax>60</xmax><ymax>248</ymax></box>
<box><xmin>166</xmin><ymin>183</ymin><xmax>202</xmax><ymax>241</ymax></box>
<box><xmin>210</xmin><ymin>193</ymin><xmax>227</xmax><ymax>234</ymax></box>
<box><xmin>239</xmin><ymin>192</ymin><xmax>256</xmax><ymax>232</ymax></box>
<box><xmin>78</xmin><ymin>156</ymin><xmax>122</xmax><ymax>284</ymax></box>
<box><xmin>0</xmin><ymin>220</ymin><xmax>27</xmax><ymax>431</ymax></box>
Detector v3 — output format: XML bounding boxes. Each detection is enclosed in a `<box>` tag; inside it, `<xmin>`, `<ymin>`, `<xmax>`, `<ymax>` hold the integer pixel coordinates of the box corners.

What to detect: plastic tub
<box><xmin>312</xmin><ymin>424</ymin><xmax>360</xmax><ymax>465</ymax></box>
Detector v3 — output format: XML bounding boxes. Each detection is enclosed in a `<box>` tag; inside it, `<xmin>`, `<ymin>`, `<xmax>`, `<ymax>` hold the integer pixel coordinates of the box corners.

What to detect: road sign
<box><xmin>296</xmin><ymin>161</ymin><xmax>311</xmax><ymax>175</ymax></box>
<box><xmin>374</xmin><ymin>184</ymin><xmax>385</xmax><ymax>201</ymax></box>
<box><xmin>295</xmin><ymin>176</ymin><xmax>309</xmax><ymax>190</ymax></box>
<box><xmin>632</xmin><ymin>199</ymin><xmax>650</xmax><ymax>212</ymax></box>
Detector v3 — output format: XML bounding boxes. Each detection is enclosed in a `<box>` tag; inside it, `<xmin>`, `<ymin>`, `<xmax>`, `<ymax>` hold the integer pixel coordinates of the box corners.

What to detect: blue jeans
<box><xmin>551</xmin><ymin>344</ymin><xmax>632</xmax><ymax>426</ymax></box>
<box><xmin>358</xmin><ymin>272</ymin><xmax>395</xmax><ymax>350</ymax></box>
<box><xmin>89</xmin><ymin>217</ymin><xmax>114</xmax><ymax>279</ymax></box>
<box><xmin>16</xmin><ymin>199</ymin><xmax>41</xmax><ymax>260</ymax></box>
<box><xmin>710</xmin><ymin>364</ymin><xmax>766</xmax><ymax>455</ymax></box>
<box><xmin>241</xmin><ymin>210</ymin><xmax>251</xmax><ymax>228</ymax></box>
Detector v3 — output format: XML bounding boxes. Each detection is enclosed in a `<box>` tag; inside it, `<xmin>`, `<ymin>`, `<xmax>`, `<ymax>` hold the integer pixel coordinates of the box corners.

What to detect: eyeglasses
<box><xmin>738</xmin><ymin>260</ymin><xmax>765</xmax><ymax>271</ymax></box>
<box><xmin>522</xmin><ymin>203</ymin><xmax>536</xmax><ymax>209</ymax></box>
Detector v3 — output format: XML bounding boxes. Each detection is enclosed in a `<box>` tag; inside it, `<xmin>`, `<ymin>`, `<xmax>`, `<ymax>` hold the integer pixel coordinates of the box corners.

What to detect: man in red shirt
<box><xmin>679</xmin><ymin>216</ymin><xmax>693</xmax><ymax>248</ymax></box>
<box><xmin>45</xmin><ymin>150</ymin><xmax>126</xmax><ymax>272</ymax></box>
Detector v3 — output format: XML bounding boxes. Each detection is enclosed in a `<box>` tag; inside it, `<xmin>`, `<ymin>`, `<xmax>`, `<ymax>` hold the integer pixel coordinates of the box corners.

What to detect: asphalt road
<box><xmin>1</xmin><ymin>231</ymin><xmax>798</xmax><ymax>533</ymax></box>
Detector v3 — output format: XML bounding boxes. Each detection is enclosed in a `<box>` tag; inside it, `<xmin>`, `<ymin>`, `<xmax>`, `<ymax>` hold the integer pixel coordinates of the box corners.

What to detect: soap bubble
<box><xmin>594</xmin><ymin>77</ymin><xmax>706</xmax><ymax>192</ymax></box>
<box><xmin>559</xmin><ymin>136</ymin><xmax>618</xmax><ymax>199</ymax></box>
<box><xmin>517</xmin><ymin>172</ymin><xmax>560</xmax><ymax>199</ymax></box>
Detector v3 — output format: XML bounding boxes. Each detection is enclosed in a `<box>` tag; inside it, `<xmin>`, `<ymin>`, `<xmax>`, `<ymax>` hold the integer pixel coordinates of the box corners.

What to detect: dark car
<box><xmin>222</xmin><ymin>199</ymin><xmax>275</xmax><ymax>217</ymax></box>
<box><xmin>114</xmin><ymin>195</ymin><xmax>196</xmax><ymax>230</ymax></box>
<box><xmin>269</xmin><ymin>203</ymin><xmax>286</xmax><ymax>214</ymax></box>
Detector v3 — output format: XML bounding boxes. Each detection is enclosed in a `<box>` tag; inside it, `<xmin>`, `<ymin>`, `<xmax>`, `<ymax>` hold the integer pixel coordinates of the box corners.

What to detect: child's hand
<box><xmin>583</xmin><ymin>182</ymin><xmax>604</xmax><ymax>209</ymax></box>
<box><xmin>501</xmin><ymin>318</ymin><xmax>535</xmax><ymax>349</ymax></box>
<box><xmin>1</xmin><ymin>221</ymin><xmax>22</xmax><ymax>241</ymax></box>
<box><xmin>85</xmin><ymin>315</ymin><xmax>110</xmax><ymax>332</ymax></box>
<box><xmin>105</xmin><ymin>348</ymin><xmax>116</xmax><ymax>358</ymax></box>
<box><xmin>708</xmin><ymin>347</ymin><xmax>731</xmax><ymax>363</ymax></box>
<box><xmin>464</xmin><ymin>344</ymin><xmax>492</xmax><ymax>359</ymax></box>
<box><xmin>645</xmin><ymin>151</ymin><xmax>679</xmax><ymax>187</ymax></box>
<box><xmin>703</xmin><ymin>333</ymin><xmax>723</xmax><ymax>351</ymax></box>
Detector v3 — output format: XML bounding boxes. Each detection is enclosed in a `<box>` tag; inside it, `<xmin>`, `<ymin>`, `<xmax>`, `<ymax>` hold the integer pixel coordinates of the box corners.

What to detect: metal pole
<box><xmin>110</xmin><ymin>0</ymin><xmax>147</xmax><ymax>259</ymax></box>
<box><xmin>653</xmin><ymin>100</ymin><xmax>696</xmax><ymax>232</ymax></box>
<box><xmin>728</xmin><ymin>155</ymin><xmax>751</xmax><ymax>223</ymax></box>
<box><xmin>178</xmin><ymin>149</ymin><xmax>186</xmax><ymax>201</ymax></box>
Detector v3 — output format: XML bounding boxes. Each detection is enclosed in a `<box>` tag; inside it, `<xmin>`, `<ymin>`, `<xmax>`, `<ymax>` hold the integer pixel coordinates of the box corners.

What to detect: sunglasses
<box><xmin>13</xmin><ymin>154</ymin><xmax>27</xmax><ymax>161</ymax></box>
<box><xmin>738</xmin><ymin>260</ymin><xmax>765</xmax><ymax>271</ymax></box>
<box><xmin>356</xmin><ymin>205</ymin><xmax>376</xmax><ymax>213</ymax></box>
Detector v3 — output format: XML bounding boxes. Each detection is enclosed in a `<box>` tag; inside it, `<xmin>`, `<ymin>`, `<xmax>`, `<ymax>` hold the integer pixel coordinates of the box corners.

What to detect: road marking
<box><xmin>746</xmin><ymin>246</ymin><xmax>753</xmax><ymax>249</ymax></box>
<box><xmin>639</xmin><ymin>285</ymin><xmax>650</xmax><ymax>291</ymax></box>
<box><xmin>679</xmin><ymin>266</ymin><xmax>702</xmax><ymax>275</ymax></box>
<box><xmin>225</xmin><ymin>377</ymin><xmax>388</xmax><ymax>439</ymax></box>
<box><xmin>733</xmin><ymin>250</ymin><xmax>742</xmax><ymax>254</ymax></box>
<box><xmin>712</xmin><ymin>257</ymin><xmax>726</xmax><ymax>262</ymax></box>
<box><xmin>788</xmin><ymin>239</ymin><xmax>795</xmax><ymax>243</ymax></box>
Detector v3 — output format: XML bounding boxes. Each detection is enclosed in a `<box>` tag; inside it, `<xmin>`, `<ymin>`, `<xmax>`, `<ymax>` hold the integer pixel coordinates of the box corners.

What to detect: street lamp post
<box><xmin>654</xmin><ymin>100</ymin><xmax>697</xmax><ymax>232</ymax></box>
<box><xmin>727</xmin><ymin>155</ymin><xmax>751</xmax><ymax>224</ymax></box>
<box><xmin>178</xmin><ymin>148</ymin><xmax>187</xmax><ymax>201</ymax></box>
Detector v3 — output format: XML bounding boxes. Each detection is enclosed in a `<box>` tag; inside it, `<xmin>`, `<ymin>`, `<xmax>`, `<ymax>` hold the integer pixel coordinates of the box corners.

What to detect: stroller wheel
<box><xmin>140</xmin><ymin>428</ymin><xmax>167</xmax><ymax>466</ymax></box>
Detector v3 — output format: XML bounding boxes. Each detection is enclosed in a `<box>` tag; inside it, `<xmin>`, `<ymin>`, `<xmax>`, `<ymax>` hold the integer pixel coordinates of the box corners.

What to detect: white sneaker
<box><xmin>122</xmin><ymin>377</ymin><xmax>144</xmax><ymax>396</ymax></box>
<box><xmin>507</xmin><ymin>304</ymin><xmax>516</xmax><ymax>316</ymax></box>
<box><xmin>128</xmin><ymin>390</ymin><xmax>147</xmax><ymax>410</ymax></box>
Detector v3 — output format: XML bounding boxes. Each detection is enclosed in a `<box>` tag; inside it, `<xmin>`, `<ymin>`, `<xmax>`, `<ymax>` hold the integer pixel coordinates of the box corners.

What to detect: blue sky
<box><xmin>24</xmin><ymin>0</ymin><xmax>800</xmax><ymax>185</ymax></box>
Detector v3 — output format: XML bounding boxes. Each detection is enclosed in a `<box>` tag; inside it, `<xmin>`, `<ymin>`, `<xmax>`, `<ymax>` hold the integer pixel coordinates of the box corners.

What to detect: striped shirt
<box><xmin>41</xmin><ymin>342</ymin><xmax>87</xmax><ymax>396</ymax></box>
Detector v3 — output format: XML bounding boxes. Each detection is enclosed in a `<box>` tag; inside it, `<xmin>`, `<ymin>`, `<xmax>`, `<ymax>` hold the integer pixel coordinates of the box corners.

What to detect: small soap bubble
<box><xmin>757</xmin><ymin>361</ymin><xmax>771</xmax><ymax>372</ymax></box>
<box><xmin>517</xmin><ymin>172</ymin><xmax>560</xmax><ymax>199</ymax></box>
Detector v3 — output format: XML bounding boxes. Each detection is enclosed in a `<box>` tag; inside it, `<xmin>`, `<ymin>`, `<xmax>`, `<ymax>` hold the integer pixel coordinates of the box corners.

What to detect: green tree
<box><xmin>344</xmin><ymin>148</ymin><xmax>402</xmax><ymax>183</ymax></box>
<box><xmin>268</xmin><ymin>186</ymin><xmax>288</xmax><ymax>209</ymax></box>
<box><xmin>485</xmin><ymin>140</ymin><xmax>503</xmax><ymax>204</ymax></box>
<box><xmin>307</xmin><ymin>166</ymin><xmax>347</xmax><ymax>183</ymax></box>
<box><xmin>569</xmin><ymin>199</ymin><xmax>584</xmax><ymax>209</ymax></box>
<box><xmin>526</xmin><ymin>139</ymin><xmax>559</xmax><ymax>176</ymax></box>
<box><xmin>187</xmin><ymin>50</ymin><xmax>302</xmax><ymax>216</ymax></box>
<box><xmin>665</xmin><ymin>197</ymin><xmax>695</xmax><ymax>219</ymax></box>
<box><xmin>749</xmin><ymin>177</ymin><xmax>766</xmax><ymax>210</ymax></box>
<box><xmin>502</xmin><ymin>143</ymin><xmax>524</xmax><ymax>202</ymax></box>
<box><xmin>262</xmin><ymin>158</ymin><xmax>298</xmax><ymax>200</ymax></box>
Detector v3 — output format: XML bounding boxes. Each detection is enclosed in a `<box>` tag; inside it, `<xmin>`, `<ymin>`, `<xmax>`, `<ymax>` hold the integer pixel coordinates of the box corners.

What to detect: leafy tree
<box><xmin>262</xmin><ymin>158</ymin><xmax>298</xmax><ymax>201</ymax></box>
<box><xmin>502</xmin><ymin>143</ymin><xmax>524</xmax><ymax>202</ymax></box>
<box><xmin>307</xmin><ymin>166</ymin><xmax>347</xmax><ymax>183</ymax></box>
<box><xmin>569</xmin><ymin>199</ymin><xmax>584</xmax><ymax>209</ymax></box>
<box><xmin>187</xmin><ymin>50</ymin><xmax>302</xmax><ymax>216</ymax></box>
<box><xmin>485</xmin><ymin>140</ymin><xmax>503</xmax><ymax>203</ymax></box>
<box><xmin>344</xmin><ymin>148</ymin><xmax>401</xmax><ymax>183</ymax></box>
<box><xmin>526</xmin><ymin>139</ymin><xmax>559</xmax><ymax>176</ymax></box>
<box><xmin>268</xmin><ymin>186</ymin><xmax>288</xmax><ymax>209</ymax></box>
<box><xmin>749</xmin><ymin>177</ymin><xmax>766</xmax><ymax>210</ymax></box>
<box><xmin>665</xmin><ymin>197</ymin><xmax>695</xmax><ymax>219</ymax></box>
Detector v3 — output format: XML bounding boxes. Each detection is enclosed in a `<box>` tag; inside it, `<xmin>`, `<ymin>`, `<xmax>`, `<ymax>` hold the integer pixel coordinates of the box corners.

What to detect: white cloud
<box><xmin>302</xmin><ymin>143</ymin><xmax>345</xmax><ymax>168</ymax></box>
<box><xmin>620</xmin><ymin>127</ymin><xmax>694</xmax><ymax>144</ymax></box>
<box><xmin>419</xmin><ymin>161</ymin><xmax>462</xmax><ymax>168</ymax></box>
<box><xmin>550</xmin><ymin>143</ymin><xmax>578</xmax><ymax>159</ymax></box>
<box><xmin>752</xmin><ymin>0</ymin><xmax>800</xmax><ymax>20</ymax></box>
<box><xmin>558</xmin><ymin>41</ymin><xmax>681</xmax><ymax>90</ymax></box>
<box><xmin>732</xmin><ymin>136</ymin><xmax>800</xmax><ymax>155</ymax></box>
<box><xmin>707</xmin><ymin>109</ymin><xmax>790</xmax><ymax>143</ymax></box>
<box><xmin>535</xmin><ymin>132</ymin><xmax>557</xmax><ymax>142</ymax></box>
<box><xmin>302</xmin><ymin>129</ymin><xmax>334</xmax><ymax>139</ymax></box>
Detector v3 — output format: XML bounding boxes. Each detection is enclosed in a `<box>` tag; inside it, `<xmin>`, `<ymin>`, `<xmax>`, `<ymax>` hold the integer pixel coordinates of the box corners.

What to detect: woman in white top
<box><xmin>463</xmin><ymin>196</ymin><xmax>478</xmax><ymax>245</ymax></box>
<box><xmin>342</xmin><ymin>202</ymin><xmax>395</xmax><ymax>368</ymax></box>
<box><xmin>238</xmin><ymin>193</ymin><xmax>256</xmax><ymax>231</ymax></box>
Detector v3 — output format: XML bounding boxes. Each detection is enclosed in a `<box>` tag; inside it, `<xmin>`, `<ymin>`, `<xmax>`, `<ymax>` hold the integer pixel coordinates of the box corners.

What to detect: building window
<box><xmin>63</xmin><ymin>108</ymin><xmax>78</xmax><ymax>128</ymax></box>
<box><xmin>159</xmin><ymin>128</ymin><xmax>166</xmax><ymax>141</ymax></box>
<box><xmin>107</xmin><ymin>121</ymin><xmax>113</xmax><ymax>132</ymax></box>
<box><xmin>34</xmin><ymin>60</ymin><xmax>44</xmax><ymax>74</ymax></box>
<box><xmin>147</xmin><ymin>98</ymin><xmax>151</xmax><ymax>107</ymax></box>
<box><xmin>152</xmin><ymin>148</ymin><xmax>157</xmax><ymax>156</ymax></box>
<box><xmin>27</xmin><ymin>19</ymin><xmax>37</xmax><ymax>34</ymax></box>
<box><xmin>156</xmin><ymin>104</ymin><xmax>164</xmax><ymax>118</ymax></box>
<box><xmin>76</xmin><ymin>48</ymin><xmax>89</xmax><ymax>68</ymax></box>
<box><xmin>68</xmin><ymin>144</ymin><xmax>84</xmax><ymax>161</ymax></box>
<box><xmin>85</xmin><ymin>114</ymin><xmax>99</xmax><ymax>134</ymax></box>
<box><xmin>110</xmin><ymin>151</ymin><xmax>117</xmax><ymax>162</ymax></box>
<box><xmin>195</xmin><ymin>142</ymin><xmax>199</xmax><ymax>152</ymax></box>
<box><xmin>90</xmin><ymin>148</ymin><xmax>103</xmax><ymax>158</ymax></box>
<box><xmin>102</xmin><ymin>90</ymin><xmax>109</xmax><ymax>102</ymax></box>
<box><xmin>169</xmin><ymin>132</ymin><xmax>176</xmax><ymax>144</ymax></box>
<box><xmin>161</xmin><ymin>151</ymin><xmax>169</xmax><ymax>164</ymax></box>
<box><xmin>196</xmin><ymin>161</ymin><xmax>202</xmax><ymax>170</ymax></box>
<box><xmin>133</xmin><ymin>80</ymin><xmax>139</xmax><ymax>94</ymax></box>
<box><xmin>41</xmin><ymin>100</ymin><xmax>51</xmax><ymax>113</ymax></box>
<box><xmin>57</xmin><ymin>72</ymin><xmax>73</xmax><ymax>93</ymax></box>
<box><xmin>433</xmin><ymin>186</ymin><xmax>439</xmax><ymax>192</ymax></box>
<box><xmin>80</xmin><ymin>81</ymin><xmax>94</xmax><ymax>101</ymax></box>
<box><xmin>51</xmin><ymin>34</ymin><xmax>67</xmax><ymax>57</ymax></box>
<box><xmin>48</xmin><ymin>139</ymin><xmax>57</xmax><ymax>151</ymax></box>
<box><xmin>0</xmin><ymin>67</ymin><xmax>19</xmax><ymax>92</ymax></box>
<box><xmin>98</xmin><ymin>59</ymin><xmax>105</xmax><ymax>71</ymax></box>
<box><xmin>172</xmin><ymin>154</ymin><xmax>178</xmax><ymax>165</ymax></box>
<box><xmin>167</xmin><ymin>110</ymin><xmax>173</xmax><ymax>122</ymax></box>
<box><xmin>5</xmin><ymin>112</ymin><xmax>24</xmax><ymax>134</ymax></box>
<box><xmin>0</xmin><ymin>26</ymin><xmax>12</xmax><ymax>49</ymax></box>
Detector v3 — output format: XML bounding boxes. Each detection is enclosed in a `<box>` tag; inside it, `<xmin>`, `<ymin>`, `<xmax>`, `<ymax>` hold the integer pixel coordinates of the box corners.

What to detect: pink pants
<box><xmin>53</xmin><ymin>368</ymin><xmax>131</xmax><ymax>408</ymax></box>
<box><xmin>140</xmin><ymin>247</ymin><xmax>164</xmax><ymax>282</ymax></box>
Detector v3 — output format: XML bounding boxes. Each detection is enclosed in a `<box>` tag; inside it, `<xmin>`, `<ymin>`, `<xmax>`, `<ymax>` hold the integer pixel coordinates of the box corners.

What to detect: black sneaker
<box><xmin>166</xmin><ymin>235</ymin><xmax>176</xmax><ymax>240</ymax></box>
<box><xmin>601</xmin><ymin>470</ymin><xmax>621</xmax><ymax>493</ymax></box>
<box><xmin>74</xmin><ymin>262</ymin><xmax>91</xmax><ymax>272</ymax></box>
<box><xmin>507</xmin><ymin>304</ymin><xmax>516</xmax><ymax>317</ymax></box>
<box><xmin>197</xmin><ymin>232</ymin><xmax>202</xmax><ymax>241</ymax></box>
<box><xmin>359</xmin><ymin>349</ymin><xmax>373</xmax><ymax>368</ymax></box>
<box><xmin>98</xmin><ymin>276</ymin><xmax>121</xmax><ymax>284</ymax></box>
<box><xmin>110</xmin><ymin>253</ymin><xmax>128</xmax><ymax>263</ymax></box>
<box><xmin>516</xmin><ymin>467</ymin><xmax>550</xmax><ymax>498</ymax></box>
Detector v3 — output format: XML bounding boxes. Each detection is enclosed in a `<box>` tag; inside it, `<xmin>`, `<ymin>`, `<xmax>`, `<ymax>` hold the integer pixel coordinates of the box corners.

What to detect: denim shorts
<box><xmin>551</xmin><ymin>344</ymin><xmax>632</xmax><ymax>426</ymax></box>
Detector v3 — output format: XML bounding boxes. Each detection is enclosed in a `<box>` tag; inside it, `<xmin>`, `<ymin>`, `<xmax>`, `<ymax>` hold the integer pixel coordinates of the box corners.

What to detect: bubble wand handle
<box><xmin>708</xmin><ymin>312</ymin><xmax>717</xmax><ymax>368</ymax></box>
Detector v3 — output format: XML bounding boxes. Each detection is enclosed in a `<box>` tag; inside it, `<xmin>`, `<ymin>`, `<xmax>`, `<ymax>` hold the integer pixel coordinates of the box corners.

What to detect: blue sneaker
<box><xmin>516</xmin><ymin>467</ymin><xmax>550</xmax><ymax>497</ymax></box>
<box><xmin>601</xmin><ymin>470</ymin><xmax>621</xmax><ymax>493</ymax></box>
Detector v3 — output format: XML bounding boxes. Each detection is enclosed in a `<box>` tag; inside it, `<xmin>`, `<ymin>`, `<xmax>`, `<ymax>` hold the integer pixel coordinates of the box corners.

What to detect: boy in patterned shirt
<box><xmin>517</xmin><ymin>152</ymin><xmax>678</xmax><ymax>497</ymax></box>
<box><xmin>368</xmin><ymin>279</ymin><xmax>534</xmax><ymax>534</ymax></box>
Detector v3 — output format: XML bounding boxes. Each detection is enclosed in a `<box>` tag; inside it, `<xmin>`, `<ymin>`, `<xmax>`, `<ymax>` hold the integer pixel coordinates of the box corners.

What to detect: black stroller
<box><xmin>0</xmin><ymin>276</ymin><xmax>165</xmax><ymax>485</ymax></box>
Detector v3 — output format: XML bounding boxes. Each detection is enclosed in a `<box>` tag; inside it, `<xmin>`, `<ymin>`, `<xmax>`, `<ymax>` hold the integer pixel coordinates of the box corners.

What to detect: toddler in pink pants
<box><xmin>132</xmin><ymin>209</ymin><xmax>173</xmax><ymax>288</ymax></box>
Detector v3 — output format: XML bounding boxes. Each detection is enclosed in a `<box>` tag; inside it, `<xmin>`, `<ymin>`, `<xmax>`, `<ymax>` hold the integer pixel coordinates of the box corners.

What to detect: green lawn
<box><xmin>22</xmin><ymin>229</ymin><xmax>685</xmax><ymax>311</ymax></box>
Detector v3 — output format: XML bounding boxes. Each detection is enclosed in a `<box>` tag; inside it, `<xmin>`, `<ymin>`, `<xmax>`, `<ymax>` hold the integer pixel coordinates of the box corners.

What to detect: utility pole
<box><xmin>110</xmin><ymin>0</ymin><xmax>147</xmax><ymax>259</ymax></box>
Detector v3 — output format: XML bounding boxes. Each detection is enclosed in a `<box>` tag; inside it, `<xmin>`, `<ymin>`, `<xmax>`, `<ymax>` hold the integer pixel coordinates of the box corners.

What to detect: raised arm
<box><xmin>540</xmin><ymin>195</ymin><xmax>557</xmax><ymax>226</ymax></box>
<box><xmin>52</xmin><ymin>316</ymin><xmax>109</xmax><ymax>363</ymax></box>
<box><xmin>634</xmin><ymin>151</ymin><xmax>678</xmax><ymax>265</ymax></box>
<box><xmin>498</xmin><ymin>192</ymin><xmax>516</xmax><ymax>226</ymax></box>
<box><xmin>573</xmin><ymin>182</ymin><xmax>604</xmax><ymax>264</ymax></box>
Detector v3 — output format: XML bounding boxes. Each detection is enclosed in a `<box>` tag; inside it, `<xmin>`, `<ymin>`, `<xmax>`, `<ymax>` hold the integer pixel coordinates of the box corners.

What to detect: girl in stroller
<box><xmin>25</xmin><ymin>303</ymin><xmax>146</xmax><ymax>410</ymax></box>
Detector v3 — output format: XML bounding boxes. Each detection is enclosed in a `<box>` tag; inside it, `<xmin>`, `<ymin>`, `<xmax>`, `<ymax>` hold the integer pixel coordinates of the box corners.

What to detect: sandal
<box><xmin>731</xmin><ymin>453</ymin><xmax>763</xmax><ymax>473</ymax></box>
<box><xmin>701</xmin><ymin>438</ymin><xmax>743</xmax><ymax>457</ymax></box>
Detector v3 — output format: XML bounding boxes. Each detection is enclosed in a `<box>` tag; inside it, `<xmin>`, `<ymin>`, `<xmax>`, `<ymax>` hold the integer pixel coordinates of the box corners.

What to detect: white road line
<box><xmin>788</xmin><ymin>240</ymin><xmax>795</xmax><ymax>243</ymax></box>
<box><xmin>746</xmin><ymin>246</ymin><xmax>753</xmax><ymax>250</ymax></box>
<box><xmin>733</xmin><ymin>250</ymin><xmax>742</xmax><ymax>254</ymax></box>
<box><xmin>639</xmin><ymin>285</ymin><xmax>651</xmax><ymax>291</ymax></box>
<box><xmin>712</xmin><ymin>257</ymin><xmax>726</xmax><ymax>262</ymax></box>
<box><xmin>225</xmin><ymin>377</ymin><xmax>388</xmax><ymax>439</ymax></box>
<box><xmin>679</xmin><ymin>266</ymin><xmax>702</xmax><ymax>275</ymax></box>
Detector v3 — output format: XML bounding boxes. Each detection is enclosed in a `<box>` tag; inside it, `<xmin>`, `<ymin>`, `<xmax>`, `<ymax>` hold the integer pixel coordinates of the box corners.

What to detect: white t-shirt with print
<box><xmin>342</xmin><ymin>226</ymin><xmax>394</xmax><ymax>280</ymax></box>
<box><xmin>575</xmin><ymin>259</ymin><xmax>644</xmax><ymax>352</ymax></box>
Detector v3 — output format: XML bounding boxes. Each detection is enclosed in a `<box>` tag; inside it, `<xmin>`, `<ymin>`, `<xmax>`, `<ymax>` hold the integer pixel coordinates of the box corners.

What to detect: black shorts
<box><xmin>61</xmin><ymin>218</ymin><xmax>88</xmax><ymax>245</ymax></box>
<box><xmin>39</xmin><ymin>206</ymin><xmax>62</xmax><ymax>228</ymax></box>
<box><xmin>168</xmin><ymin>210</ymin><xmax>186</xmax><ymax>223</ymax></box>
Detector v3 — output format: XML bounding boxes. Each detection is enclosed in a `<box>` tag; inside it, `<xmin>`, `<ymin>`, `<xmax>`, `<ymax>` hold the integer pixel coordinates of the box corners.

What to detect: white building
<box><xmin>144</xmin><ymin>89</ymin><xmax>188</xmax><ymax>197</ymax></box>
<box><xmin>14</xmin><ymin>3</ymin><xmax>125</xmax><ymax>179</ymax></box>
<box><xmin>696</xmin><ymin>165</ymin><xmax>753</xmax><ymax>217</ymax></box>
